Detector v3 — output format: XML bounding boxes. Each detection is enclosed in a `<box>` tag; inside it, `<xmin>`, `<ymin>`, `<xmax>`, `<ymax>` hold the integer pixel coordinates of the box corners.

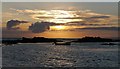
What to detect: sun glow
<box><xmin>51</xmin><ymin>25</ymin><xmax>67</xmax><ymax>30</ymax></box>
<box><xmin>54</xmin><ymin>26</ymin><xmax>65</xmax><ymax>30</ymax></box>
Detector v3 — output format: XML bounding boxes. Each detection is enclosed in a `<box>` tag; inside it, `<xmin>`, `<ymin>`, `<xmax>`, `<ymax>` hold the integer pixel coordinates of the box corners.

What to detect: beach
<box><xmin>1</xmin><ymin>42</ymin><xmax>119</xmax><ymax>67</ymax></box>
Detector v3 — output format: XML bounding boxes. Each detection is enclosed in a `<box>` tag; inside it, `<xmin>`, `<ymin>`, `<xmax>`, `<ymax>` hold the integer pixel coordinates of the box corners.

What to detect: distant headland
<box><xmin>2</xmin><ymin>36</ymin><xmax>120</xmax><ymax>45</ymax></box>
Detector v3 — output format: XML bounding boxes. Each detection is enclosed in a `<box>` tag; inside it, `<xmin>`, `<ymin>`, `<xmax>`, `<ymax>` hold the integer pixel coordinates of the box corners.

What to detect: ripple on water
<box><xmin>44</xmin><ymin>56</ymin><xmax>76</xmax><ymax>67</ymax></box>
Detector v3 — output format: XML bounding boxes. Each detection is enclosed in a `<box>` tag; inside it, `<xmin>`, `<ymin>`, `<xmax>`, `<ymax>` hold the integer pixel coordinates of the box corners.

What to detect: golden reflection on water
<box><xmin>44</xmin><ymin>45</ymin><xmax>75</xmax><ymax>67</ymax></box>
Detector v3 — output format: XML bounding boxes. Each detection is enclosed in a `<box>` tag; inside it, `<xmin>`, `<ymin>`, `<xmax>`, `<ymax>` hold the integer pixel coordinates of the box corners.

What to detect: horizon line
<box><xmin>1</xmin><ymin>36</ymin><xmax>119</xmax><ymax>39</ymax></box>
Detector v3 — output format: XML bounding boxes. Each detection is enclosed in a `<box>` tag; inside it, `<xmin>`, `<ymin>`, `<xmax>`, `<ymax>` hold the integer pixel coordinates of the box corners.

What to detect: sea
<box><xmin>0</xmin><ymin>38</ymin><xmax>119</xmax><ymax>67</ymax></box>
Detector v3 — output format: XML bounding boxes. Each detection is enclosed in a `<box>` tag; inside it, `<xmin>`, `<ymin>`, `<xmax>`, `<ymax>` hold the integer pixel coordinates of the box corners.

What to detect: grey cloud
<box><xmin>84</xmin><ymin>19</ymin><xmax>100</xmax><ymax>23</ymax></box>
<box><xmin>29</xmin><ymin>21</ymin><xmax>62</xmax><ymax>33</ymax></box>
<box><xmin>65</xmin><ymin>16</ymin><xmax>111</xmax><ymax>26</ymax></box>
<box><xmin>36</xmin><ymin>16</ymin><xmax>54</xmax><ymax>19</ymax></box>
<box><xmin>67</xmin><ymin>21</ymin><xmax>110</xmax><ymax>26</ymax></box>
<box><xmin>11</xmin><ymin>8</ymin><xmax>45</xmax><ymax>14</ymax></box>
<box><xmin>67</xmin><ymin>21</ymin><xmax>84</xmax><ymax>23</ymax></box>
<box><xmin>7</xmin><ymin>20</ymin><xmax>29</xmax><ymax>30</ymax></box>
<box><xmin>83</xmin><ymin>15</ymin><xmax>110</xmax><ymax>23</ymax></box>
<box><xmin>88</xmin><ymin>16</ymin><xmax>110</xmax><ymax>19</ymax></box>
<box><xmin>75</xmin><ymin>27</ymin><xmax>119</xmax><ymax>31</ymax></box>
<box><xmin>57</xmin><ymin>17</ymin><xmax>84</xmax><ymax>19</ymax></box>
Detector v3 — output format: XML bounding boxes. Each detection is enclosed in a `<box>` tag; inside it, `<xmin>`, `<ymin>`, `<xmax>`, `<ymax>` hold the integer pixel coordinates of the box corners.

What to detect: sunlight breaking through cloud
<box><xmin>10</xmin><ymin>9</ymin><xmax>118</xmax><ymax>25</ymax></box>
<box><xmin>4</xmin><ymin>8</ymin><xmax>118</xmax><ymax>32</ymax></box>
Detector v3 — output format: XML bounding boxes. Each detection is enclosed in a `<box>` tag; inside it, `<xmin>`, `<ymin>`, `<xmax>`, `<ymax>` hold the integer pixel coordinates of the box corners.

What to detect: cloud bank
<box><xmin>7</xmin><ymin>20</ymin><xmax>29</xmax><ymax>30</ymax></box>
<box><xmin>28</xmin><ymin>21</ymin><xmax>61</xmax><ymax>33</ymax></box>
<box><xmin>11</xmin><ymin>9</ymin><xmax>117</xmax><ymax>25</ymax></box>
<box><xmin>75</xmin><ymin>27</ymin><xmax>120</xmax><ymax>31</ymax></box>
<box><xmin>6</xmin><ymin>9</ymin><xmax>118</xmax><ymax>33</ymax></box>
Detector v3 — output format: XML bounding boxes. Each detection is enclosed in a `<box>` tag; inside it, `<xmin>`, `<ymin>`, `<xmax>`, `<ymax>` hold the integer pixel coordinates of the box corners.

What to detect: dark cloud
<box><xmin>56</xmin><ymin>15</ymin><xmax>110</xmax><ymax>20</ymax></box>
<box><xmin>65</xmin><ymin>16</ymin><xmax>111</xmax><ymax>26</ymax></box>
<box><xmin>7</xmin><ymin>20</ymin><xmax>29</xmax><ymax>30</ymax></box>
<box><xmin>88</xmin><ymin>16</ymin><xmax>110</xmax><ymax>19</ymax></box>
<box><xmin>82</xmin><ymin>15</ymin><xmax>110</xmax><ymax>23</ymax></box>
<box><xmin>29</xmin><ymin>21</ymin><xmax>61</xmax><ymax>33</ymax></box>
<box><xmin>36</xmin><ymin>16</ymin><xmax>54</xmax><ymax>19</ymax></box>
<box><xmin>57</xmin><ymin>17</ymin><xmax>84</xmax><ymax>19</ymax></box>
<box><xmin>75</xmin><ymin>27</ymin><xmax>119</xmax><ymax>31</ymax></box>
<box><xmin>67</xmin><ymin>21</ymin><xmax>110</xmax><ymax>26</ymax></box>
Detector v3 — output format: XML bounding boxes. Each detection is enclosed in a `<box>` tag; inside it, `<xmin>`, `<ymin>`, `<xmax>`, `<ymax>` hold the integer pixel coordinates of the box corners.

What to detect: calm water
<box><xmin>2</xmin><ymin>42</ymin><xmax>119</xmax><ymax>67</ymax></box>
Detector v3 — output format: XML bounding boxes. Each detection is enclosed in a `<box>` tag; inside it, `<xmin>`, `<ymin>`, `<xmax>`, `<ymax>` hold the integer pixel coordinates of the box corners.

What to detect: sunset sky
<box><xmin>2</xmin><ymin>2</ymin><xmax>119</xmax><ymax>38</ymax></box>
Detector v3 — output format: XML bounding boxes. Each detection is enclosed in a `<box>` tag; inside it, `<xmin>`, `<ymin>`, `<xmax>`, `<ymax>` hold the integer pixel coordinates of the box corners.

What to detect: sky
<box><xmin>1</xmin><ymin>0</ymin><xmax>120</xmax><ymax>2</ymax></box>
<box><xmin>1</xmin><ymin>2</ymin><xmax>119</xmax><ymax>38</ymax></box>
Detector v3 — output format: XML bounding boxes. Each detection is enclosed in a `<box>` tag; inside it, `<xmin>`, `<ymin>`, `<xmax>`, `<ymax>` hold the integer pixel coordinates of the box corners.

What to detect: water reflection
<box><xmin>2</xmin><ymin>42</ymin><xmax>118</xmax><ymax>67</ymax></box>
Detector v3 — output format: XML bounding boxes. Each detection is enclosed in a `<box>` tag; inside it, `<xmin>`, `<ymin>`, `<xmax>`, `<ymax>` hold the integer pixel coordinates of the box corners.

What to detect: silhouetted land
<box><xmin>2</xmin><ymin>37</ymin><xmax>120</xmax><ymax>45</ymax></box>
<box><xmin>2</xmin><ymin>37</ymin><xmax>58</xmax><ymax>45</ymax></box>
<box><xmin>72</xmin><ymin>37</ymin><xmax>120</xmax><ymax>42</ymax></box>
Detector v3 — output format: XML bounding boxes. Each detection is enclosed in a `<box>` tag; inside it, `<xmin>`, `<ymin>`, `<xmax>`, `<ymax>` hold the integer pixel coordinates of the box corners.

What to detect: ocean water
<box><xmin>2</xmin><ymin>42</ymin><xmax>119</xmax><ymax>67</ymax></box>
